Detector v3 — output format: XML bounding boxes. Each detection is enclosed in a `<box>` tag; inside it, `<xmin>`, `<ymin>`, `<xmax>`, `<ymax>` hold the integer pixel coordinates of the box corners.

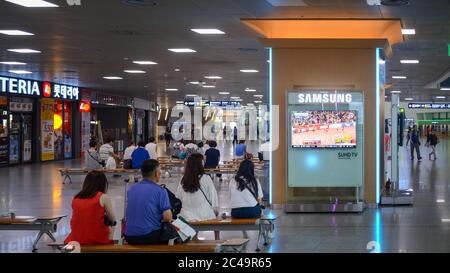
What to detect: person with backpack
<box><xmin>171</xmin><ymin>139</ymin><xmax>185</xmax><ymax>159</ymax></box>
<box><xmin>176</xmin><ymin>153</ymin><xmax>218</xmax><ymax>222</ymax></box>
<box><xmin>229</xmin><ymin>160</ymin><xmax>263</xmax><ymax>219</ymax></box>
<box><xmin>124</xmin><ymin>159</ymin><xmax>173</xmax><ymax>245</ymax></box>
<box><xmin>427</xmin><ymin>130</ymin><xmax>439</xmax><ymax>160</ymax></box>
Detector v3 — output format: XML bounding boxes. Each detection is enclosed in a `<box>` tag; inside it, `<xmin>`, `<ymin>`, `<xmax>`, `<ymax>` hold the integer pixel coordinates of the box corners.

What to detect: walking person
<box><xmin>427</xmin><ymin>130</ymin><xmax>439</xmax><ymax>160</ymax></box>
<box><xmin>406</xmin><ymin>127</ymin><xmax>411</xmax><ymax>147</ymax></box>
<box><xmin>410</xmin><ymin>125</ymin><xmax>422</xmax><ymax>161</ymax></box>
<box><xmin>233</xmin><ymin>126</ymin><xmax>238</xmax><ymax>145</ymax></box>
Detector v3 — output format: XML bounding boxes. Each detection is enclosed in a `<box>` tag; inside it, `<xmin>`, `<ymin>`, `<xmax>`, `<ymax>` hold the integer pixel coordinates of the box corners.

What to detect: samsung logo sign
<box><xmin>298</xmin><ymin>93</ymin><xmax>352</xmax><ymax>104</ymax></box>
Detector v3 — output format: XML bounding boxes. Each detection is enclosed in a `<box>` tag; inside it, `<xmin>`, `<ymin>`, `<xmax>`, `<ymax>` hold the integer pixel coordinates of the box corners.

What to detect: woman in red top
<box><xmin>65</xmin><ymin>171</ymin><xmax>116</xmax><ymax>245</ymax></box>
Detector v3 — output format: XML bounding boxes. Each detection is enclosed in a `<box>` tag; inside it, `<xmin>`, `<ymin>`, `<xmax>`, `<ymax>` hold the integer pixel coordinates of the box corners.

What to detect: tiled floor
<box><xmin>0</xmin><ymin>139</ymin><xmax>449</xmax><ymax>253</ymax></box>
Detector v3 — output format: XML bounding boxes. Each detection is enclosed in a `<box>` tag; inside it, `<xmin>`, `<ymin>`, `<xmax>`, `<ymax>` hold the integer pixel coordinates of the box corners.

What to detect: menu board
<box><xmin>40</xmin><ymin>99</ymin><xmax>55</xmax><ymax>161</ymax></box>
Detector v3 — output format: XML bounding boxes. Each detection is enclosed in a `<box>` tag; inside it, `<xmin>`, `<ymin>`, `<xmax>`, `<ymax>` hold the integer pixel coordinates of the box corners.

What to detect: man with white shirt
<box><xmin>258</xmin><ymin>139</ymin><xmax>270</xmax><ymax>161</ymax></box>
<box><xmin>123</xmin><ymin>141</ymin><xmax>136</xmax><ymax>169</ymax></box>
<box><xmin>145</xmin><ymin>137</ymin><xmax>158</xmax><ymax>160</ymax></box>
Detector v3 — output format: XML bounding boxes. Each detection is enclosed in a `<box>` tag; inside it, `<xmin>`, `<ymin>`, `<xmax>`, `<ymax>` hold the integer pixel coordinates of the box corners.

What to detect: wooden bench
<box><xmin>189</xmin><ymin>213</ymin><xmax>279</xmax><ymax>251</ymax></box>
<box><xmin>0</xmin><ymin>215</ymin><xmax>66</xmax><ymax>252</ymax></box>
<box><xmin>49</xmin><ymin>238</ymin><xmax>249</xmax><ymax>253</ymax></box>
<box><xmin>58</xmin><ymin>168</ymin><xmax>142</xmax><ymax>184</ymax></box>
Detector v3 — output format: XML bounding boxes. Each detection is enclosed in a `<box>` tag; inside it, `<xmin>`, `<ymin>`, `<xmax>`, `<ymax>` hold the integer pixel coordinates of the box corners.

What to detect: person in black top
<box><xmin>233</xmin><ymin>126</ymin><xmax>238</xmax><ymax>145</ymax></box>
<box><xmin>204</xmin><ymin>141</ymin><xmax>222</xmax><ymax>181</ymax></box>
<box><xmin>427</xmin><ymin>130</ymin><xmax>439</xmax><ymax>160</ymax></box>
<box><xmin>164</xmin><ymin>127</ymin><xmax>172</xmax><ymax>148</ymax></box>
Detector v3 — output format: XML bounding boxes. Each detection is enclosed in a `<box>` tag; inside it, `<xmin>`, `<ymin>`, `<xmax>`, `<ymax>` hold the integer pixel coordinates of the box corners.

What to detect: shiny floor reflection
<box><xmin>1</xmin><ymin>139</ymin><xmax>449</xmax><ymax>253</ymax></box>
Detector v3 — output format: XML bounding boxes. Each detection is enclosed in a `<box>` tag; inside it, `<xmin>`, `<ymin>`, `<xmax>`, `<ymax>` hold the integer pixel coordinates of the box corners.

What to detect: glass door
<box><xmin>9</xmin><ymin>114</ymin><xmax>21</xmax><ymax>164</ymax></box>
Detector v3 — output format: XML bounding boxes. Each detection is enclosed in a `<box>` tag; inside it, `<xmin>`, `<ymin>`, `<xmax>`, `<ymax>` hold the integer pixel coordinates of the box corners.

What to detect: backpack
<box><xmin>161</xmin><ymin>184</ymin><xmax>182</xmax><ymax>219</ymax></box>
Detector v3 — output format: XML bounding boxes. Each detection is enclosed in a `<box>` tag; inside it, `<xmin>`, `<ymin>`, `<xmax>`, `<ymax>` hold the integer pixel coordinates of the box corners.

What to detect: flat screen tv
<box><xmin>291</xmin><ymin>110</ymin><xmax>357</xmax><ymax>148</ymax></box>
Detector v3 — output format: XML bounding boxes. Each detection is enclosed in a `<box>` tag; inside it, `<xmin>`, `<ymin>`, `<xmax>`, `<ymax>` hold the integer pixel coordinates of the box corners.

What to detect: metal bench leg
<box><xmin>45</xmin><ymin>230</ymin><xmax>56</xmax><ymax>242</ymax></box>
<box><xmin>214</xmin><ymin>230</ymin><xmax>220</xmax><ymax>240</ymax></box>
<box><xmin>256</xmin><ymin>225</ymin><xmax>262</xmax><ymax>252</ymax></box>
<box><xmin>32</xmin><ymin>231</ymin><xmax>46</xmax><ymax>252</ymax></box>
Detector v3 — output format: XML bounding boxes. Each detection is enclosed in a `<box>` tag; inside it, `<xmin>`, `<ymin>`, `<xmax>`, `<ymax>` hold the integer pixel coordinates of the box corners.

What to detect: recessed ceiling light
<box><xmin>204</xmin><ymin>76</ymin><xmax>222</xmax><ymax>79</ymax></box>
<box><xmin>254</xmin><ymin>94</ymin><xmax>264</xmax><ymax>98</ymax></box>
<box><xmin>240</xmin><ymin>69</ymin><xmax>259</xmax><ymax>73</ymax></box>
<box><xmin>168</xmin><ymin>48</ymin><xmax>196</xmax><ymax>53</ymax></box>
<box><xmin>191</xmin><ymin>29</ymin><xmax>225</xmax><ymax>34</ymax></box>
<box><xmin>103</xmin><ymin>76</ymin><xmax>123</xmax><ymax>80</ymax></box>
<box><xmin>440</xmin><ymin>88</ymin><xmax>450</xmax><ymax>91</ymax></box>
<box><xmin>9</xmin><ymin>70</ymin><xmax>32</xmax><ymax>74</ymax></box>
<box><xmin>441</xmin><ymin>219</ymin><xmax>450</xmax><ymax>223</ymax></box>
<box><xmin>436</xmin><ymin>96</ymin><xmax>446</xmax><ymax>99</ymax></box>
<box><xmin>5</xmin><ymin>0</ymin><xmax>58</xmax><ymax>7</ymax></box>
<box><xmin>174</xmin><ymin>68</ymin><xmax>181</xmax><ymax>72</ymax></box>
<box><xmin>189</xmin><ymin>81</ymin><xmax>200</xmax><ymax>85</ymax></box>
<box><xmin>391</xmin><ymin>90</ymin><xmax>402</xmax><ymax>94</ymax></box>
<box><xmin>133</xmin><ymin>61</ymin><xmax>157</xmax><ymax>65</ymax></box>
<box><xmin>247</xmin><ymin>103</ymin><xmax>254</xmax><ymax>106</ymax></box>
<box><xmin>404</xmin><ymin>98</ymin><xmax>414</xmax><ymax>101</ymax></box>
<box><xmin>254</xmin><ymin>100</ymin><xmax>263</xmax><ymax>103</ymax></box>
<box><xmin>176</xmin><ymin>101</ymin><xmax>184</xmax><ymax>104</ymax></box>
<box><xmin>7</xmin><ymin>48</ymin><xmax>41</xmax><ymax>53</ymax></box>
<box><xmin>245</xmin><ymin>88</ymin><xmax>256</xmax><ymax>92</ymax></box>
<box><xmin>392</xmin><ymin>76</ymin><xmax>407</xmax><ymax>79</ymax></box>
<box><xmin>400</xmin><ymin>60</ymin><xmax>419</xmax><ymax>64</ymax></box>
<box><xmin>219</xmin><ymin>92</ymin><xmax>230</xmax><ymax>95</ymax></box>
<box><xmin>230</xmin><ymin>96</ymin><xmax>240</xmax><ymax>99</ymax></box>
<box><xmin>124</xmin><ymin>70</ymin><xmax>146</xmax><ymax>74</ymax></box>
<box><xmin>436</xmin><ymin>199</ymin><xmax>446</xmax><ymax>203</ymax></box>
<box><xmin>186</xmin><ymin>94</ymin><xmax>197</xmax><ymax>97</ymax></box>
<box><xmin>401</xmin><ymin>29</ymin><xmax>416</xmax><ymax>35</ymax></box>
<box><xmin>0</xmin><ymin>61</ymin><xmax>26</xmax><ymax>65</ymax></box>
<box><xmin>0</xmin><ymin>30</ymin><xmax>34</xmax><ymax>36</ymax></box>
<box><xmin>202</xmin><ymin>85</ymin><xmax>216</xmax><ymax>88</ymax></box>
<box><xmin>165</xmin><ymin>88</ymin><xmax>178</xmax><ymax>91</ymax></box>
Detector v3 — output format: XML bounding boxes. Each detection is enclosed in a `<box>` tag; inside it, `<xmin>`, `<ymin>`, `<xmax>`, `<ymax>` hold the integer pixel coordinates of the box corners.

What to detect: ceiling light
<box><xmin>440</xmin><ymin>88</ymin><xmax>450</xmax><ymax>91</ymax></box>
<box><xmin>254</xmin><ymin>100</ymin><xmax>263</xmax><ymax>103</ymax></box>
<box><xmin>133</xmin><ymin>61</ymin><xmax>157</xmax><ymax>65</ymax></box>
<box><xmin>390</xmin><ymin>90</ymin><xmax>402</xmax><ymax>94</ymax></box>
<box><xmin>404</xmin><ymin>98</ymin><xmax>414</xmax><ymax>101</ymax></box>
<box><xmin>174</xmin><ymin>68</ymin><xmax>181</xmax><ymax>72</ymax></box>
<box><xmin>0</xmin><ymin>61</ymin><xmax>26</xmax><ymax>65</ymax></box>
<box><xmin>0</xmin><ymin>30</ymin><xmax>34</xmax><ymax>36</ymax></box>
<box><xmin>230</xmin><ymin>96</ymin><xmax>240</xmax><ymax>99</ymax></box>
<box><xmin>254</xmin><ymin>94</ymin><xmax>264</xmax><ymax>98</ymax></box>
<box><xmin>191</xmin><ymin>29</ymin><xmax>225</xmax><ymax>34</ymax></box>
<box><xmin>204</xmin><ymin>76</ymin><xmax>222</xmax><ymax>79</ymax></box>
<box><xmin>165</xmin><ymin>88</ymin><xmax>178</xmax><ymax>91</ymax></box>
<box><xmin>189</xmin><ymin>81</ymin><xmax>199</xmax><ymax>85</ymax></box>
<box><xmin>400</xmin><ymin>60</ymin><xmax>419</xmax><ymax>64</ymax></box>
<box><xmin>240</xmin><ymin>69</ymin><xmax>259</xmax><ymax>73</ymax></box>
<box><xmin>436</xmin><ymin>199</ymin><xmax>446</xmax><ymax>203</ymax></box>
<box><xmin>124</xmin><ymin>70</ymin><xmax>146</xmax><ymax>73</ymax></box>
<box><xmin>7</xmin><ymin>48</ymin><xmax>41</xmax><ymax>53</ymax></box>
<box><xmin>168</xmin><ymin>48</ymin><xmax>196</xmax><ymax>53</ymax></box>
<box><xmin>9</xmin><ymin>70</ymin><xmax>32</xmax><ymax>74</ymax></box>
<box><xmin>202</xmin><ymin>85</ymin><xmax>216</xmax><ymax>88</ymax></box>
<box><xmin>436</xmin><ymin>96</ymin><xmax>446</xmax><ymax>99</ymax></box>
<box><xmin>103</xmin><ymin>76</ymin><xmax>123</xmax><ymax>80</ymax></box>
<box><xmin>186</xmin><ymin>94</ymin><xmax>197</xmax><ymax>97</ymax></box>
<box><xmin>176</xmin><ymin>101</ymin><xmax>184</xmax><ymax>104</ymax></box>
<box><xmin>219</xmin><ymin>92</ymin><xmax>230</xmax><ymax>95</ymax></box>
<box><xmin>401</xmin><ymin>29</ymin><xmax>416</xmax><ymax>35</ymax></box>
<box><xmin>4</xmin><ymin>0</ymin><xmax>58</xmax><ymax>7</ymax></box>
<box><xmin>441</xmin><ymin>219</ymin><xmax>450</xmax><ymax>223</ymax></box>
<box><xmin>245</xmin><ymin>88</ymin><xmax>256</xmax><ymax>92</ymax></box>
<box><xmin>392</xmin><ymin>76</ymin><xmax>407</xmax><ymax>79</ymax></box>
<box><xmin>247</xmin><ymin>103</ymin><xmax>254</xmax><ymax>106</ymax></box>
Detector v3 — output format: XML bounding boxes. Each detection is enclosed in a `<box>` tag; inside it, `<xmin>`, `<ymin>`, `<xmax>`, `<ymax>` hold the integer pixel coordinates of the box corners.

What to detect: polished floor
<box><xmin>0</xmin><ymin>139</ymin><xmax>449</xmax><ymax>253</ymax></box>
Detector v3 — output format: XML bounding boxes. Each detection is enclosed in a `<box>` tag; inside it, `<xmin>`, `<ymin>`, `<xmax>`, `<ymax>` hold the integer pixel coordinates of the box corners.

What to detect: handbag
<box><xmin>160</xmin><ymin>222</ymin><xmax>181</xmax><ymax>244</ymax></box>
<box><xmin>104</xmin><ymin>214</ymin><xmax>117</xmax><ymax>227</ymax></box>
<box><xmin>88</xmin><ymin>150</ymin><xmax>105</xmax><ymax>167</ymax></box>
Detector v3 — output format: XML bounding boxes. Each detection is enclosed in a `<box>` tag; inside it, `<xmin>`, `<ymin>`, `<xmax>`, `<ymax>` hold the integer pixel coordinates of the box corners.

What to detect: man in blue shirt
<box><xmin>131</xmin><ymin>141</ymin><xmax>150</xmax><ymax>169</ymax></box>
<box><xmin>235</xmin><ymin>140</ymin><xmax>247</xmax><ymax>158</ymax></box>
<box><xmin>125</xmin><ymin>159</ymin><xmax>172</xmax><ymax>245</ymax></box>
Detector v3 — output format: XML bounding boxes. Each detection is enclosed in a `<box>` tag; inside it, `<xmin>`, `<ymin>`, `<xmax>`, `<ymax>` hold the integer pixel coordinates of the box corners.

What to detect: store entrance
<box><xmin>9</xmin><ymin>113</ymin><xmax>33</xmax><ymax>164</ymax></box>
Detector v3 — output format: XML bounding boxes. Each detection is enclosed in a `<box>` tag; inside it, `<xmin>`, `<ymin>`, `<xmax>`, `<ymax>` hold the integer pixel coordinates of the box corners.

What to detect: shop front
<box><xmin>0</xmin><ymin>76</ymin><xmax>80</xmax><ymax>165</ymax></box>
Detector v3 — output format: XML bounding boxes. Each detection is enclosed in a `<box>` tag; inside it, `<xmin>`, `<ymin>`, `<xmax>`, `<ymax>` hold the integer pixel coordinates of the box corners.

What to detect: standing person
<box><xmin>229</xmin><ymin>160</ymin><xmax>263</xmax><ymax>219</ymax></box>
<box><xmin>64</xmin><ymin>171</ymin><xmax>116</xmax><ymax>245</ymax></box>
<box><xmin>131</xmin><ymin>141</ymin><xmax>150</xmax><ymax>169</ymax></box>
<box><xmin>85</xmin><ymin>140</ymin><xmax>103</xmax><ymax>169</ymax></box>
<box><xmin>164</xmin><ymin>127</ymin><xmax>172</xmax><ymax>149</ymax></box>
<box><xmin>145</xmin><ymin>137</ymin><xmax>158</xmax><ymax>160</ymax></box>
<box><xmin>410</xmin><ymin>125</ymin><xmax>422</xmax><ymax>161</ymax></box>
<box><xmin>176</xmin><ymin>153</ymin><xmax>219</xmax><ymax>222</ymax></box>
<box><xmin>124</xmin><ymin>160</ymin><xmax>173</xmax><ymax>245</ymax></box>
<box><xmin>233</xmin><ymin>126</ymin><xmax>238</xmax><ymax>145</ymax></box>
<box><xmin>427</xmin><ymin>130</ymin><xmax>439</xmax><ymax>160</ymax></box>
<box><xmin>223</xmin><ymin>126</ymin><xmax>227</xmax><ymax>141</ymax></box>
<box><xmin>235</xmin><ymin>140</ymin><xmax>247</xmax><ymax>159</ymax></box>
<box><xmin>406</xmin><ymin>127</ymin><xmax>412</xmax><ymax>147</ymax></box>
<box><xmin>123</xmin><ymin>141</ymin><xmax>136</xmax><ymax>169</ymax></box>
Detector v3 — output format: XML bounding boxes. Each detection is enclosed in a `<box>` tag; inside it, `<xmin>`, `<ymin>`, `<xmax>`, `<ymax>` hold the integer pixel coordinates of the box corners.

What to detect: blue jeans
<box><xmin>231</xmin><ymin>205</ymin><xmax>261</xmax><ymax>219</ymax></box>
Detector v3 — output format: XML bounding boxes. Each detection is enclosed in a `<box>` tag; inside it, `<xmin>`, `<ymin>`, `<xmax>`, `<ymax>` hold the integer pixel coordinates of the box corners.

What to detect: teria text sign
<box><xmin>0</xmin><ymin>76</ymin><xmax>79</xmax><ymax>100</ymax></box>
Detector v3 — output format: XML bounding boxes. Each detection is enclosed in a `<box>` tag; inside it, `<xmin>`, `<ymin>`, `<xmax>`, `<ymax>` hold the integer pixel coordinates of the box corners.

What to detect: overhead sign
<box><xmin>184</xmin><ymin>101</ymin><xmax>241</xmax><ymax>107</ymax></box>
<box><xmin>408</xmin><ymin>103</ymin><xmax>450</xmax><ymax>109</ymax></box>
<box><xmin>0</xmin><ymin>76</ymin><xmax>79</xmax><ymax>100</ymax></box>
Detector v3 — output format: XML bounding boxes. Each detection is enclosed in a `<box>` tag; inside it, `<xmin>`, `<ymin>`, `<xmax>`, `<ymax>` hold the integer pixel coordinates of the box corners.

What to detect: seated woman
<box><xmin>85</xmin><ymin>140</ymin><xmax>103</xmax><ymax>169</ymax></box>
<box><xmin>176</xmin><ymin>153</ymin><xmax>219</xmax><ymax>222</ymax></box>
<box><xmin>229</xmin><ymin>160</ymin><xmax>263</xmax><ymax>219</ymax></box>
<box><xmin>65</xmin><ymin>171</ymin><xmax>116</xmax><ymax>245</ymax></box>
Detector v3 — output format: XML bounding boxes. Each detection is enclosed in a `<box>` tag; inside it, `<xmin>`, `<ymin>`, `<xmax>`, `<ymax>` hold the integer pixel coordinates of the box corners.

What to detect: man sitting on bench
<box><xmin>125</xmin><ymin>159</ymin><xmax>173</xmax><ymax>245</ymax></box>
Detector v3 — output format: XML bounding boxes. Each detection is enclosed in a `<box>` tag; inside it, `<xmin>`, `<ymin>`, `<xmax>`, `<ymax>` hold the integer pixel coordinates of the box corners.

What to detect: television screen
<box><xmin>291</xmin><ymin>110</ymin><xmax>357</xmax><ymax>148</ymax></box>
